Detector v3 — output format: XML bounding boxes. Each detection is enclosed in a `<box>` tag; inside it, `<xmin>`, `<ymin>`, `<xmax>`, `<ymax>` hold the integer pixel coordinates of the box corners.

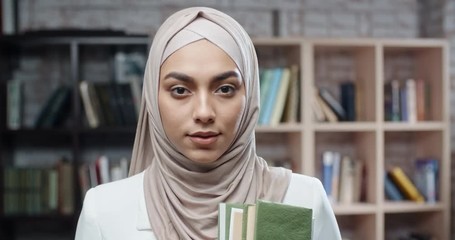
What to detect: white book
<box><xmin>79</xmin><ymin>81</ymin><xmax>100</xmax><ymax>128</ymax></box>
<box><xmin>406</xmin><ymin>79</ymin><xmax>417</xmax><ymax>123</ymax></box>
<box><xmin>339</xmin><ymin>156</ymin><xmax>355</xmax><ymax>204</ymax></box>
<box><xmin>98</xmin><ymin>155</ymin><xmax>110</xmax><ymax>184</ymax></box>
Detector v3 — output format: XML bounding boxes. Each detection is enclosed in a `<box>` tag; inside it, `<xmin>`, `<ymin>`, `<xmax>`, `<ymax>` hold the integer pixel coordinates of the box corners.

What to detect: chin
<box><xmin>187</xmin><ymin>153</ymin><xmax>220</xmax><ymax>164</ymax></box>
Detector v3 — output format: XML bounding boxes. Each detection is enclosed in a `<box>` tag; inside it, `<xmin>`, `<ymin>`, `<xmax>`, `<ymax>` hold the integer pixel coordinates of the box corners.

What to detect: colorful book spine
<box><xmin>384</xmin><ymin>173</ymin><xmax>404</xmax><ymax>201</ymax></box>
<box><xmin>414</xmin><ymin>159</ymin><xmax>438</xmax><ymax>203</ymax></box>
<box><xmin>388</xmin><ymin>167</ymin><xmax>424</xmax><ymax>202</ymax></box>
<box><xmin>260</xmin><ymin>68</ymin><xmax>283</xmax><ymax>125</ymax></box>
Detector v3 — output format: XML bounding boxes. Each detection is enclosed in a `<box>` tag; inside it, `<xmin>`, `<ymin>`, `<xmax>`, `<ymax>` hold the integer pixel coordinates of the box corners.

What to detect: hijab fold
<box><xmin>129</xmin><ymin>7</ymin><xmax>291</xmax><ymax>239</ymax></box>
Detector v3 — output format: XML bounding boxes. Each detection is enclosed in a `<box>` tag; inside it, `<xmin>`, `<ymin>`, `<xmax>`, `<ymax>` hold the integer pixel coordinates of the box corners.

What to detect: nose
<box><xmin>193</xmin><ymin>93</ymin><xmax>215</xmax><ymax>124</ymax></box>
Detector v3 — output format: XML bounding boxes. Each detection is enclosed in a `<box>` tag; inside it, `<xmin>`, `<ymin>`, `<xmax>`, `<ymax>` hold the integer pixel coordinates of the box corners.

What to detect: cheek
<box><xmin>222</xmin><ymin>97</ymin><xmax>246</xmax><ymax>128</ymax></box>
<box><xmin>158</xmin><ymin>91</ymin><xmax>180</xmax><ymax>136</ymax></box>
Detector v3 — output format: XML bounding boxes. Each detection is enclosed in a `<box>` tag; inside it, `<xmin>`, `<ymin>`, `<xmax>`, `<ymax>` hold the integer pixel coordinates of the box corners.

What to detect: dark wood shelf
<box><xmin>0</xmin><ymin>33</ymin><xmax>149</xmax><ymax>239</ymax></box>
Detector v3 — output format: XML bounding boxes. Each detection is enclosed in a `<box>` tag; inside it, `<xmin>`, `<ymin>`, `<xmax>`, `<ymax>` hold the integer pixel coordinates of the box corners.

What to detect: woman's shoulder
<box><xmin>83</xmin><ymin>171</ymin><xmax>145</xmax><ymax>208</ymax></box>
<box><xmin>289</xmin><ymin>172</ymin><xmax>324</xmax><ymax>191</ymax></box>
<box><xmin>282</xmin><ymin>173</ymin><xmax>326</xmax><ymax>207</ymax></box>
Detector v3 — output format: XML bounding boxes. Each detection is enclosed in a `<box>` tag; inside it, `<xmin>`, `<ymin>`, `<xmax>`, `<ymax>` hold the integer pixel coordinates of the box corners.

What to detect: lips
<box><xmin>188</xmin><ymin>131</ymin><xmax>220</xmax><ymax>146</ymax></box>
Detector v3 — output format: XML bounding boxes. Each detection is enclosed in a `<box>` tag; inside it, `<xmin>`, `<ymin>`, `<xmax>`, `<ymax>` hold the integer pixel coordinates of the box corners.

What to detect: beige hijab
<box><xmin>129</xmin><ymin>7</ymin><xmax>292</xmax><ymax>240</ymax></box>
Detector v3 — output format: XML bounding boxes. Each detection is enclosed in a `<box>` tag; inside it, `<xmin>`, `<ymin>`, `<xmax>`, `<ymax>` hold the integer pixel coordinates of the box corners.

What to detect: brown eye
<box><xmin>216</xmin><ymin>85</ymin><xmax>235</xmax><ymax>95</ymax></box>
<box><xmin>171</xmin><ymin>86</ymin><xmax>190</xmax><ymax>97</ymax></box>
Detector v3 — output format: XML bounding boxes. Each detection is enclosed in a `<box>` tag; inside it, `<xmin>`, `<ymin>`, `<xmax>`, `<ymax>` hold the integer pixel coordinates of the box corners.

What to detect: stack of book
<box><xmin>78</xmin><ymin>156</ymin><xmax>130</xmax><ymax>199</ymax></box>
<box><xmin>384</xmin><ymin>78</ymin><xmax>430</xmax><ymax>122</ymax></box>
<box><xmin>384</xmin><ymin>159</ymin><xmax>438</xmax><ymax>203</ymax></box>
<box><xmin>313</xmin><ymin>81</ymin><xmax>356</xmax><ymax>122</ymax></box>
<box><xmin>79</xmin><ymin>78</ymin><xmax>141</xmax><ymax>128</ymax></box>
<box><xmin>258</xmin><ymin>65</ymin><xmax>300</xmax><ymax>126</ymax></box>
<box><xmin>3</xmin><ymin>158</ymin><xmax>74</xmax><ymax>216</ymax></box>
<box><xmin>321</xmin><ymin>151</ymin><xmax>365</xmax><ymax>204</ymax></box>
<box><xmin>218</xmin><ymin>200</ymin><xmax>312</xmax><ymax>240</ymax></box>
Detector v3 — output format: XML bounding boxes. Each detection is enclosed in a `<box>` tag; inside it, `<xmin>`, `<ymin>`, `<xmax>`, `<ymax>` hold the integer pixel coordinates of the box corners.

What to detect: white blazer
<box><xmin>75</xmin><ymin>172</ymin><xmax>341</xmax><ymax>240</ymax></box>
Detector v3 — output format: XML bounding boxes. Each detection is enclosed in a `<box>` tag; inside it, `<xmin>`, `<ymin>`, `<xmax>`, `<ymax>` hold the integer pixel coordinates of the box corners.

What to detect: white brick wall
<box><xmin>17</xmin><ymin>0</ymin><xmax>419</xmax><ymax>38</ymax></box>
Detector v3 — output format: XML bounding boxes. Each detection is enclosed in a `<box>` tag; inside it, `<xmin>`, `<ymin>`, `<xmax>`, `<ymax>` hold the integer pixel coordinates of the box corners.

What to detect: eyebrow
<box><xmin>163</xmin><ymin>70</ymin><xmax>241</xmax><ymax>83</ymax></box>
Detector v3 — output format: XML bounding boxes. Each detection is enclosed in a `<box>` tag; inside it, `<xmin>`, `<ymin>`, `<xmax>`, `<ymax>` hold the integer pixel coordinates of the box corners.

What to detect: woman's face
<box><xmin>159</xmin><ymin>40</ymin><xmax>246</xmax><ymax>164</ymax></box>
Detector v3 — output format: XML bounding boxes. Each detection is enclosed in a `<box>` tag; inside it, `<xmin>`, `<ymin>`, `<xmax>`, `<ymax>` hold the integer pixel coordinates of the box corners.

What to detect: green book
<box><xmin>218</xmin><ymin>200</ymin><xmax>312</xmax><ymax>240</ymax></box>
<box><xmin>218</xmin><ymin>202</ymin><xmax>248</xmax><ymax>240</ymax></box>
<box><xmin>254</xmin><ymin>200</ymin><xmax>312</xmax><ymax>240</ymax></box>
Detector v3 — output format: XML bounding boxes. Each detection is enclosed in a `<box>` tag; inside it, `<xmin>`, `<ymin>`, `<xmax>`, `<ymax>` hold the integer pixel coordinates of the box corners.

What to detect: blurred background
<box><xmin>0</xmin><ymin>0</ymin><xmax>454</xmax><ymax>240</ymax></box>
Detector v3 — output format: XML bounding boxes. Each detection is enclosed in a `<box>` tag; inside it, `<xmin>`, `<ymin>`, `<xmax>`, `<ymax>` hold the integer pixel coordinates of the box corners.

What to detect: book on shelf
<box><xmin>338</xmin><ymin>156</ymin><xmax>363</xmax><ymax>204</ymax></box>
<box><xmin>406</xmin><ymin>79</ymin><xmax>417</xmax><ymax>123</ymax></box>
<box><xmin>258</xmin><ymin>66</ymin><xmax>300</xmax><ymax>126</ymax></box>
<box><xmin>384</xmin><ymin>78</ymin><xmax>429</xmax><ymax>122</ymax></box>
<box><xmin>57</xmin><ymin>158</ymin><xmax>75</xmax><ymax>215</ymax></box>
<box><xmin>387</xmin><ymin>166</ymin><xmax>424</xmax><ymax>203</ymax></box>
<box><xmin>314</xmin><ymin>88</ymin><xmax>338</xmax><ymax>123</ymax></box>
<box><xmin>282</xmin><ymin>65</ymin><xmax>300</xmax><ymax>123</ymax></box>
<box><xmin>80</xmin><ymin>80</ymin><xmax>139</xmax><ymax>128</ymax></box>
<box><xmin>269</xmin><ymin>67</ymin><xmax>291</xmax><ymax>125</ymax></box>
<box><xmin>78</xmin><ymin>156</ymin><xmax>130</xmax><ymax>199</ymax></box>
<box><xmin>384</xmin><ymin>80</ymin><xmax>401</xmax><ymax>121</ymax></box>
<box><xmin>321</xmin><ymin>151</ymin><xmax>364</xmax><ymax>204</ymax></box>
<box><xmin>321</xmin><ymin>151</ymin><xmax>334</xmax><ymax>201</ymax></box>
<box><xmin>2</xmin><ymin>157</ymin><xmax>72</xmax><ymax>216</ymax></box>
<box><xmin>259</xmin><ymin>68</ymin><xmax>282</xmax><ymax>125</ymax></box>
<box><xmin>80</xmin><ymin>81</ymin><xmax>102</xmax><ymax>128</ymax></box>
<box><xmin>414</xmin><ymin>158</ymin><xmax>438</xmax><ymax>203</ymax></box>
<box><xmin>218</xmin><ymin>200</ymin><xmax>312</xmax><ymax>240</ymax></box>
<box><xmin>340</xmin><ymin>81</ymin><xmax>356</xmax><ymax>121</ymax></box>
<box><xmin>318</xmin><ymin>87</ymin><xmax>346</xmax><ymax>121</ymax></box>
<box><xmin>34</xmin><ymin>85</ymin><xmax>72</xmax><ymax>128</ymax></box>
<box><xmin>384</xmin><ymin>172</ymin><xmax>404</xmax><ymax>201</ymax></box>
<box><xmin>312</xmin><ymin>92</ymin><xmax>326</xmax><ymax>122</ymax></box>
<box><xmin>7</xmin><ymin>78</ymin><xmax>23</xmax><ymax>130</ymax></box>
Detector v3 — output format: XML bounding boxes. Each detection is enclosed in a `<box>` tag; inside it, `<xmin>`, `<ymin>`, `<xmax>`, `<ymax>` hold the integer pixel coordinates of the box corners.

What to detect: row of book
<box><xmin>3</xmin><ymin>158</ymin><xmax>74</xmax><ymax>216</ymax></box>
<box><xmin>6</xmin><ymin>51</ymin><xmax>145</xmax><ymax>130</ymax></box>
<box><xmin>6</xmin><ymin>77</ymin><xmax>142</xmax><ymax>129</ymax></box>
<box><xmin>79</xmin><ymin>77</ymin><xmax>141</xmax><ymax>128</ymax></box>
<box><xmin>78</xmin><ymin>155</ymin><xmax>130</xmax><ymax>199</ymax></box>
<box><xmin>321</xmin><ymin>151</ymin><xmax>366</xmax><ymax>204</ymax></box>
<box><xmin>384</xmin><ymin>78</ymin><xmax>430</xmax><ymax>122</ymax></box>
<box><xmin>313</xmin><ymin>81</ymin><xmax>357</xmax><ymax>122</ymax></box>
<box><xmin>218</xmin><ymin>200</ymin><xmax>312</xmax><ymax>240</ymax></box>
<box><xmin>385</xmin><ymin>159</ymin><xmax>438</xmax><ymax>203</ymax></box>
<box><xmin>258</xmin><ymin>66</ymin><xmax>300</xmax><ymax>126</ymax></box>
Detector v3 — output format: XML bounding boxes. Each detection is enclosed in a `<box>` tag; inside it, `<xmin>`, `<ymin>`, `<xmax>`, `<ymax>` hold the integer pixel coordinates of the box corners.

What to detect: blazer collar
<box><xmin>136</xmin><ymin>172</ymin><xmax>153</xmax><ymax>231</ymax></box>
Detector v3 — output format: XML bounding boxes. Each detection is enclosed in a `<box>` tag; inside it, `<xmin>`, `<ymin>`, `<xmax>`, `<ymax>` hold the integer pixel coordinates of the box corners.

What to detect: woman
<box><xmin>75</xmin><ymin>7</ymin><xmax>341</xmax><ymax>240</ymax></box>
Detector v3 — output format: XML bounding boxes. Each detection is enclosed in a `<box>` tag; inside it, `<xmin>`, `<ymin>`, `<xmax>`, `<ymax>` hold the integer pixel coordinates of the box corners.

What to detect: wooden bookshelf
<box><xmin>253</xmin><ymin>38</ymin><xmax>450</xmax><ymax>240</ymax></box>
<box><xmin>0</xmin><ymin>35</ymin><xmax>449</xmax><ymax>240</ymax></box>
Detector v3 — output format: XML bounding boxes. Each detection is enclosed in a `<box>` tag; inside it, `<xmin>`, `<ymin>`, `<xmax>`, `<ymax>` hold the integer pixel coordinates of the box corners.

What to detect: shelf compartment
<box><xmin>315</xmin><ymin>131</ymin><xmax>377</xmax><ymax>205</ymax></box>
<box><xmin>384</xmin><ymin>211</ymin><xmax>445</xmax><ymax>240</ymax></box>
<box><xmin>254</xmin><ymin>42</ymin><xmax>303</xmax><ymax>126</ymax></box>
<box><xmin>384</xmin><ymin>131</ymin><xmax>443</xmax><ymax>203</ymax></box>
<box><xmin>313</xmin><ymin>44</ymin><xmax>376</xmax><ymax>122</ymax></box>
<box><xmin>6</xmin><ymin>45</ymin><xmax>73</xmax><ymax>130</ymax></box>
<box><xmin>255</xmin><ymin>132</ymin><xmax>302</xmax><ymax>172</ymax></box>
<box><xmin>383</xmin><ymin>45</ymin><xmax>445</xmax><ymax>122</ymax></box>
<box><xmin>336</xmin><ymin>214</ymin><xmax>376</xmax><ymax>240</ymax></box>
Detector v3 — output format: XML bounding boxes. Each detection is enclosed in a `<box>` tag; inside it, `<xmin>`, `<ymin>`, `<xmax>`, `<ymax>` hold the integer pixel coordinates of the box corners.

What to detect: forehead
<box><xmin>160</xmin><ymin>39</ymin><xmax>238</xmax><ymax>73</ymax></box>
